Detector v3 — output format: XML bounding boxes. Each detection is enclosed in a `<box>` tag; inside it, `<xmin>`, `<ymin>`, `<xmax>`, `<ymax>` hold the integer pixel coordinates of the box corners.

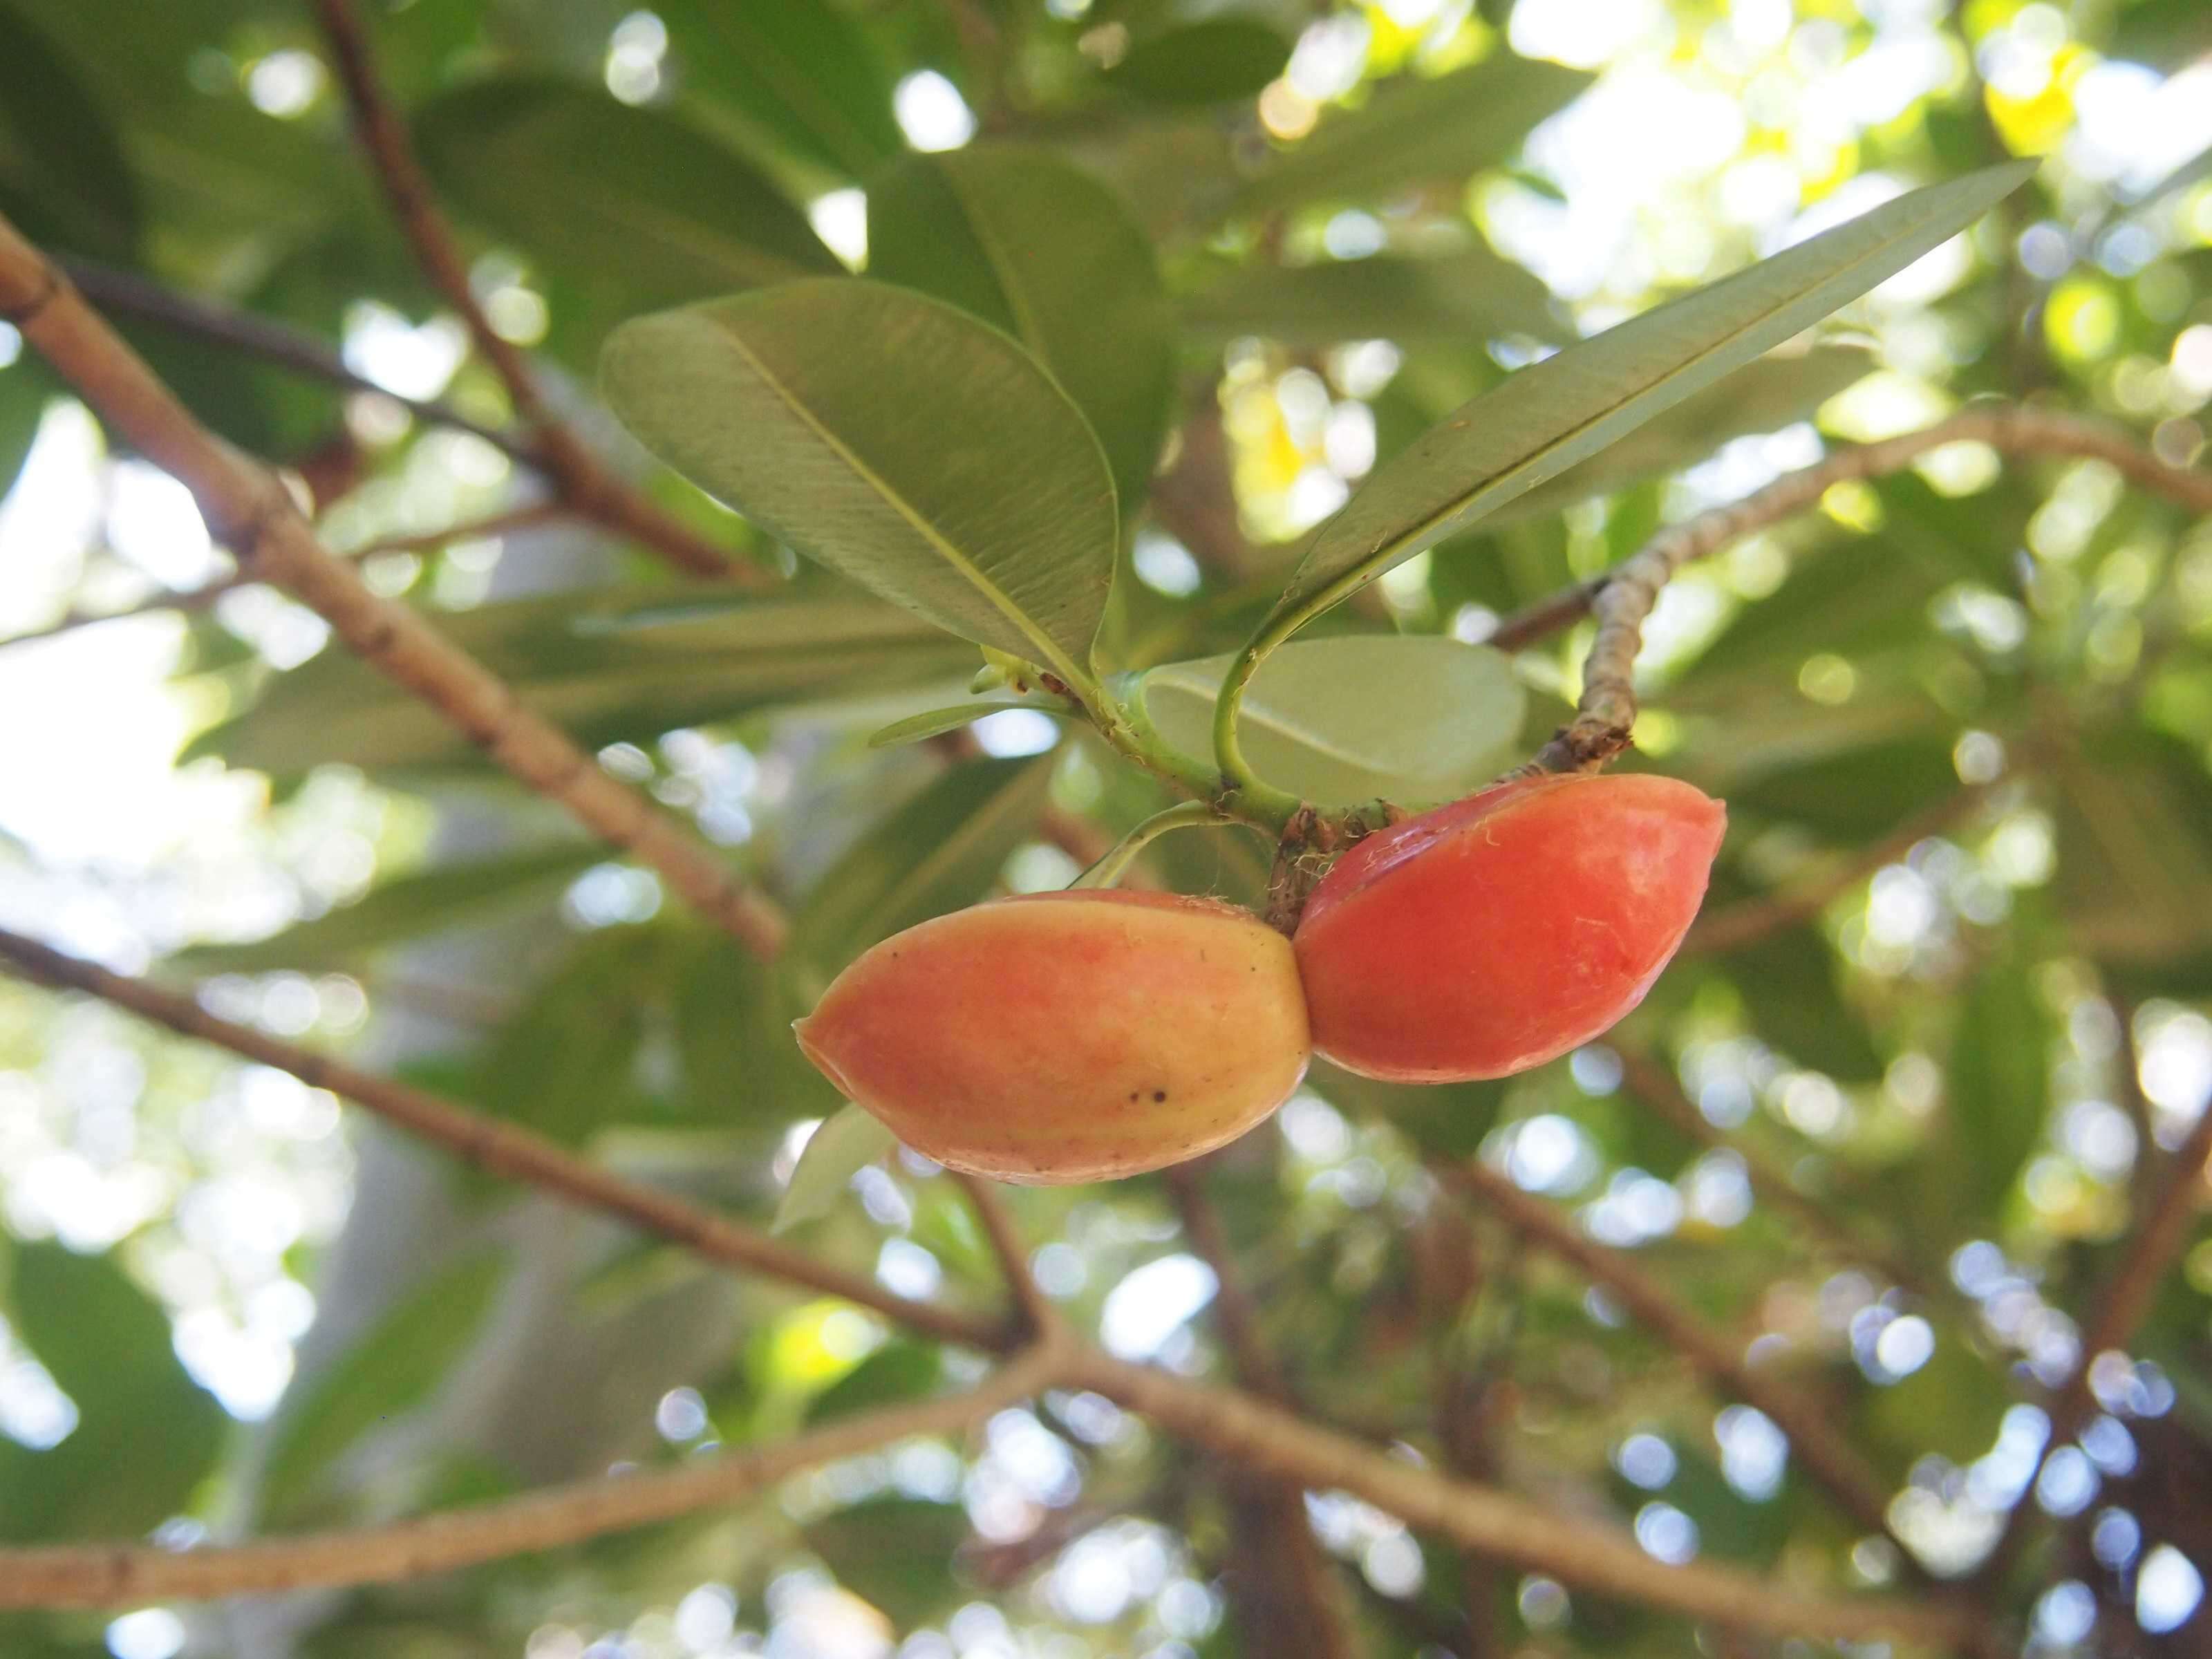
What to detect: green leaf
<box><xmin>1724</xmin><ymin>736</ymin><xmax>1962</xmax><ymax>846</ymax></box>
<box><xmin>658</xmin><ymin>0</ymin><xmax>903</xmax><ymax>179</ymax></box>
<box><xmin>675</xmin><ymin>928</ymin><xmax>840</xmax><ymax>1138</ymax></box>
<box><xmin>1264</xmin><ymin>162</ymin><xmax>2035</xmax><ymax>632</ymax></box>
<box><xmin>1942</xmin><ymin>941</ymin><xmax>2050</xmax><ymax>1221</ymax></box>
<box><xmin>789</xmin><ymin>754</ymin><xmax>1057</xmax><ymax>991</ymax></box>
<box><xmin>603</xmin><ymin>281</ymin><xmax>1120</xmax><ymax>688</ymax></box>
<box><xmin>1226</xmin><ymin>55</ymin><xmax>1593</xmax><ymax>218</ymax></box>
<box><xmin>1103</xmin><ymin>19</ymin><xmax>1290</xmax><ymax>107</ymax></box>
<box><xmin>1183</xmin><ymin>245</ymin><xmax>1560</xmax><ymax>346</ymax></box>
<box><xmin>2110</xmin><ymin>0</ymin><xmax>2212</xmax><ymax>71</ymax></box>
<box><xmin>0</xmin><ymin>0</ymin><xmax>355</xmax><ymax>256</ymax></box>
<box><xmin>1720</xmin><ymin>924</ymin><xmax>1882</xmax><ymax>1084</ymax></box>
<box><xmin>474</xmin><ymin>928</ymin><xmax>671</xmax><ymax>1147</ymax></box>
<box><xmin>1651</xmin><ymin>1446</ymin><xmax>1783</xmax><ymax>1566</ymax></box>
<box><xmin>805</xmin><ymin>1339</ymin><xmax>944</xmax><ymax>1426</ymax></box>
<box><xmin>805</xmin><ymin>1496</ymin><xmax>970</xmax><ymax>1628</ymax></box>
<box><xmin>1130</xmin><ymin>635</ymin><xmax>1524</xmax><ymax>807</ymax></box>
<box><xmin>1861</xmin><ymin>1333</ymin><xmax>2010</xmax><ymax>1468</ymax></box>
<box><xmin>0</xmin><ymin>1243</ymin><xmax>225</xmax><ymax>1542</ymax></box>
<box><xmin>259</xmin><ymin>1251</ymin><xmax>509</xmax><ymax>1526</ymax></box>
<box><xmin>176</xmin><ymin>843</ymin><xmax>603</xmax><ymax>974</ymax></box>
<box><xmin>0</xmin><ymin>365</ymin><xmax>46</xmax><ymax>500</ymax></box>
<box><xmin>2052</xmin><ymin>731</ymin><xmax>2212</xmax><ymax>970</ymax></box>
<box><xmin>192</xmin><ymin>588</ymin><xmax>975</xmax><ymax>778</ymax></box>
<box><xmin>868</xmin><ymin>700</ymin><xmax>1069</xmax><ymax>748</ymax></box>
<box><xmin>866</xmin><ymin>147</ymin><xmax>1174</xmax><ymax>513</ymax></box>
<box><xmin>775</xmin><ymin>1103</ymin><xmax>896</xmax><ymax>1235</ymax></box>
<box><xmin>416</xmin><ymin>78</ymin><xmax>836</xmax><ymax>355</ymax></box>
<box><xmin>1474</xmin><ymin>344</ymin><xmax>1875</xmax><ymax>527</ymax></box>
<box><xmin>0</xmin><ymin>1</ymin><xmax>139</xmax><ymax>258</ymax></box>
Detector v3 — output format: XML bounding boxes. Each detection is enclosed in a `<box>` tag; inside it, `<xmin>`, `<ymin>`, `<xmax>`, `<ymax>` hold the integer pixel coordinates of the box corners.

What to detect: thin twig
<box><xmin>1432</xmin><ymin>1159</ymin><xmax>1901</xmax><ymax>1546</ymax></box>
<box><xmin>0</xmin><ymin>501</ymin><xmax>564</xmax><ymax>653</ymax></box>
<box><xmin>310</xmin><ymin>0</ymin><xmax>744</xmax><ymax>581</ymax></box>
<box><xmin>1165</xmin><ymin>1159</ymin><xmax>1364</xmax><ymax>1659</ymax></box>
<box><xmin>1035</xmin><ymin>805</ymin><xmax>1132</xmax><ymax>879</ymax></box>
<box><xmin>1526</xmin><ymin>405</ymin><xmax>2212</xmax><ymax>772</ymax></box>
<box><xmin>1164</xmin><ymin>1161</ymin><xmax>1290</xmax><ymax>1400</ymax></box>
<box><xmin>0</xmin><ymin>1347</ymin><xmax>1060</xmax><ymax>1607</ymax></box>
<box><xmin>1488</xmin><ymin>404</ymin><xmax>2212</xmax><ymax>692</ymax></box>
<box><xmin>55</xmin><ymin>254</ymin><xmax>545</xmax><ymax>465</ymax></box>
<box><xmin>1416</xmin><ymin>1206</ymin><xmax>1508</xmax><ymax>1659</ymax></box>
<box><xmin>954</xmin><ymin>1174</ymin><xmax>1061</xmax><ymax>1342</ymax></box>
<box><xmin>0</xmin><ymin>214</ymin><xmax>787</xmax><ymax>957</ymax></box>
<box><xmin>1971</xmin><ymin>1071</ymin><xmax>2212</xmax><ymax>1588</ymax></box>
<box><xmin>2107</xmin><ymin>992</ymin><xmax>2160</xmax><ymax>1217</ymax></box>
<box><xmin>0</xmin><ymin>926</ymin><xmax>1982</xmax><ymax>1645</ymax></box>
<box><xmin>1068</xmin><ymin>1350</ymin><xmax>1976</xmax><ymax>1649</ymax></box>
<box><xmin>0</xmin><ymin>928</ymin><xmax>995</xmax><ymax>1349</ymax></box>
<box><xmin>1152</xmin><ymin>395</ymin><xmax>1257</xmax><ymax>581</ymax></box>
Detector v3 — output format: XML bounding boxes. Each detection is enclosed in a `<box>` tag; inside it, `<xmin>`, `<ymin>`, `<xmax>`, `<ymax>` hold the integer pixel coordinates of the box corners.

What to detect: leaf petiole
<box><xmin>1072</xmin><ymin>800</ymin><xmax>1248</xmax><ymax>890</ymax></box>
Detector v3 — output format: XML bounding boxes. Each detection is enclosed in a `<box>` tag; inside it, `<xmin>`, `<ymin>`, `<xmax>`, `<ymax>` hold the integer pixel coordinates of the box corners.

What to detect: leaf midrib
<box><xmin>1291</xmin><ymin>173</ymin><xmax>2023</xmax><ymax>618</ymax></box>
<box><xmin>700</xmin><ymin>312</ymin><xmax>1091</xmax><ymax>688</ymax></box>
<box><xmin>937</xmin><ymin>161</ymin><xmax>1051</xmax><ymax>364</ymax></box>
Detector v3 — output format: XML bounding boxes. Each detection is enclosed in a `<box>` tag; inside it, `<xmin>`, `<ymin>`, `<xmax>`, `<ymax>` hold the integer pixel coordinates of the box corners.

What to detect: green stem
<box><xmin>1208</xmin><ymin>614</ymin><xmax>1307</xmax><ymax>830</ymax></box>
<box><xmin>1072</xmin><ymin>801</ymin><xmax>1236</xmax><ymax>889</ymax></box>
<box><xmin>1073</xmin><ymin>680</ymin><xmax>1302</xmax><ymax>835</ymax></box>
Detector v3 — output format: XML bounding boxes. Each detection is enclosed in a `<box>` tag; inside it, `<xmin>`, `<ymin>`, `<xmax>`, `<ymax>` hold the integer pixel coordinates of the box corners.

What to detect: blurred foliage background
<box><xmin>1</xmin><ymin>0</ymin><xmax>2212</xmax><ymax>1655</ymax></box>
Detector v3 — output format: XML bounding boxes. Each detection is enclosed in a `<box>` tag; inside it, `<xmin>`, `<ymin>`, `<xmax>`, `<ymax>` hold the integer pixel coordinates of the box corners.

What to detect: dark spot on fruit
<box><xmin>1128</xmin><ymin>1091</ymin><xmax>1139</xmax><ymax>1103</ymax></box>
<box><xmin>1152</xmin><ymin>1089</ymin><xmax>1167</xmax><ymax>1103</ymax></box>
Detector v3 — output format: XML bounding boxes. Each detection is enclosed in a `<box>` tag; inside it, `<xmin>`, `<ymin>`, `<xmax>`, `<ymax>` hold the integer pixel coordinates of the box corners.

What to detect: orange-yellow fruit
<box><xmin>1294</xmin><ymin>773</ymin><xmax>1727</xmax><ymax>1083</ymax></box>
<box><xmin>794</xmin><ymin>890</ymin><xmax>1311</xmax><ymax>1183</ymax></box>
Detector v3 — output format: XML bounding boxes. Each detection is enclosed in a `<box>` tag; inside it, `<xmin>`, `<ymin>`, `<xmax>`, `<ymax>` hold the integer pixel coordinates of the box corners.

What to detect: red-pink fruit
<box><xmin>1293</xmin><ymin>774</ymin><xmax>1726</xmax><ymax>1083</ymax></box>
<box><xmin>794</xmin><ymin>890</ymin><xmax>1310</xmax><ymax>1183</ymax></box>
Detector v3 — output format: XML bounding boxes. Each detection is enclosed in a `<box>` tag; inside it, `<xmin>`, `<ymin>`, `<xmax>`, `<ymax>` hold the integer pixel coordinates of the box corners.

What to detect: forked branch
<box><xmin>1494</xmin><ymin>404</ymin><xmax>2212</xmax><ymax>773</ymax></box>
<box><xmin>1972</xmin><ymin>1068</ymin><xmax>2212</xmax><ymax>1586</ymax></box>
<box><xmin>1433</xmin><ymin>1159</ymin><xmax>1902</xmax><ymax>1546</ymax></box>
<box><xmin>0</xmin><ymin>927</ymin><xmax>991</xmax><ymax>1348</ymax></box>
<box><xmin>1</xmin><ymin>501</ymin><xmax>564</xmax><ymax>653</ymax></box>
<box><xmin>1167</xmin><ymin>1159</ymin><xmax>1365</xmax><ymax>1659</ymax></box>
<box><xmin>0</xmin><ymin>930</ymin><xmax>1976</xmax><ymax>1647</ymax></box>
<box><xmin>0</xmin><ymin>210</ymin><xmax>787</xmax><ymax>958</ymax></box>
<box><xmin>0</xmin><ymin>1347</ymin><xmax>1061</xmax><ymax>1607</ymax></box>
<box><xmin>311</xmin><ymin>0</ymin><xmax>747</xmax><ymax>581</ymax></box>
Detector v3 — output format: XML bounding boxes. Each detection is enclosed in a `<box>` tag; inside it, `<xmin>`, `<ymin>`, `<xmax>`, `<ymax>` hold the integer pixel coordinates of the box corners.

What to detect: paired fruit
<box><xmin>794</xmin><ymin>773</ymin><xmax>1725</xmax><ymax>1179</ymax></box>
<box><xmin>1293</xmin><ymin>773</ymin><xmax>1726</xmax><ymax>1082</ymax></box>
<box><xmin>793</xmin><ymin>889</ymin><xmax>1311</xmax><ymax>1184</ymax></box>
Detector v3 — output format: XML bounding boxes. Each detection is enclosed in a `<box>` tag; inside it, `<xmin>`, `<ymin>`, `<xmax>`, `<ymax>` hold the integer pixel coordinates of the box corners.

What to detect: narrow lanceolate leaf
<box><xmin>259</xmin><ymin>1252</ymin><xmax>509</xmax><ymax>1526</ymax></box>
<box><xmin>0</xmin><ymin>1244</ymin><xmax>224</xmax><ymax>1544</ymax></box>
<box><xmin>1942</xmin><ymin>941</ymin><xmax>2051</xmax><ymax>1224</ymax></box>
<box><xmin>788</xmin><ymin>754</ymin><xmax>1058</xmax><ymax>993</ymax></box>
<box><xmin>416</xmin><ymin>78</ymin><xmax>836</xmax><ymax>350</ymax></box>
<box><xmin>1132</xmin><ymin>635</ymin><xmax>1524</xmax><ymax>807</ymax></box>
<box><xmin>868</xmin><ymin>147</ymin><xmax>1175</xmax><ymax>514</ymax></box>
<box><xmin>475</xmin><ymin>928</ymin><xmax>672</xmax><ymax>1147</ymax></box>
<box><xmin>1474</xmin><ymin>344</ymin><xmax>1874</xmax><ymax>527</ymax></box>
<box><xmin>1102</xmin><ymin>19</ymin><xmax>1291</xmax><ymax>107</ymax></box>
<box><xmin>1266</xmin><ymin>162</ymin><xmax>2036</xmax><ymax>632</ymax></box>
<box><xmin>1224</xmin><ymin>55</ymin><xmax>1593</xmax><ymax>219</ymax></box>
<box><xmin>0</xmin><ymin>1</ymin><xmax>140</xmax><ymax>258</ymax></box>
<box><xmin>868</xmin><ymin>699</ymin><xmax>1071</xmax><ymax>748</ymax></box>
<box><xmin>176</xmin><ymin>843</ymin><xmax>603</xmax><ymax>973</ymax></box>
<box><xmin>657</xmin><ymin>0</ymin><xmax>903</xmax><ymax>180</ymax></box>
<box><xmin>603</xmin><ymin>281</ymin><xmax>1120</xmax><ymax>687</ymax></box>
<box><xmin>190</xmin><ymin>588</ymin><xmax>977</xmax><ymax>778</ymax></box>
<box><xmin>774</xmin><ymin>1103</ymin><xmax>896</xmax><ymax>1234</ymax></box>
<box><xmin>1183</xmin><ymin>245</ymin><xmax>1561</xmax><ymax>346</ymax></box>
